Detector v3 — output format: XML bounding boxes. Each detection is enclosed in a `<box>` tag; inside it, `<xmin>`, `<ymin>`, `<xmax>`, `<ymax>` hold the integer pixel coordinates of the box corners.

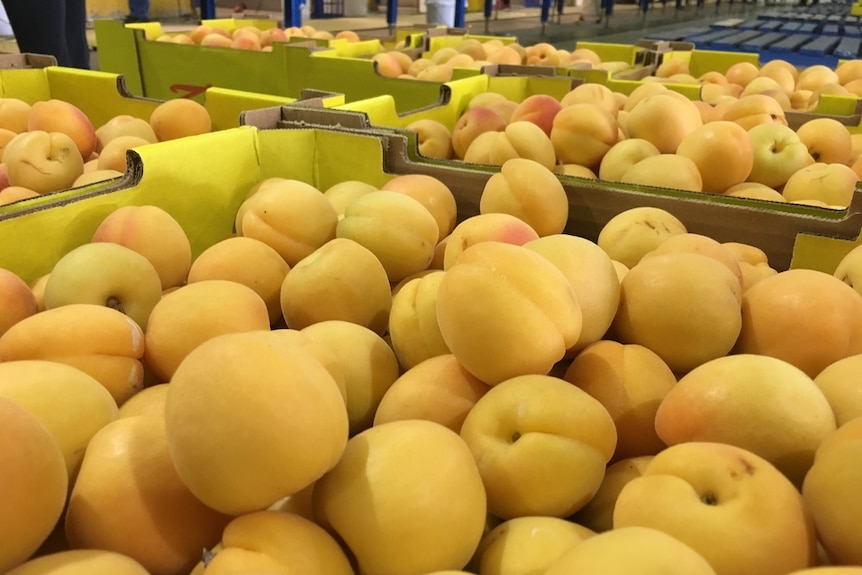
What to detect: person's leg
<box><xmin>2</xmin><ymin>0</ymin><xmax>73</xmax><ymax>66</ymax></box>
<box><xmin>128</xmin><ymin>0</ymin><xmax>151</xmax><ymax>19</ymax></box>
<box><xmin>64</xmin><ymin>0</ymin><xmax>91</xmax><ymax>69</ymax></box>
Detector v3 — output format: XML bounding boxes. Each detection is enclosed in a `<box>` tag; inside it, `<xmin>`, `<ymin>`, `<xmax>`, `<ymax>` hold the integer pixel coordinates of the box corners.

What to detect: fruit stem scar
<box><xmin>701</xmin><ymin>492</ymin><xmax>718</xmax><ymax>505</ymax></box>
<box><xmin>106</xmin><ymin>295</ymin><xmax>125</xmax><ymax>315</ymax></box>
<box><xmin>511</xmin><ymin>431</ymin><xmax>521</xmax><ymax>443</ymax></box>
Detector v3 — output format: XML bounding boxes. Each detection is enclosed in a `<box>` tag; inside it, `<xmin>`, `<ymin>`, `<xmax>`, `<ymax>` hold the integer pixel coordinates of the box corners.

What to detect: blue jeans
<box><xmin>129</xmin><ymin>0</ymin><xmax>150</xmax><ymax>17</ymax></box>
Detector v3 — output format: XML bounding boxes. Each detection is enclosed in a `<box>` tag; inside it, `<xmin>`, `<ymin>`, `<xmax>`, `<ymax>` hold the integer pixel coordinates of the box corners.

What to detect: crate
<box><xmin>2</xmin><ymin>123</ymin><xmax>860</xmax><ymax>286</ymax></box>
<box><xmin>94</xmin><ymin>18</ymin><xmax>481</xmax><ymax>115</ymax></box>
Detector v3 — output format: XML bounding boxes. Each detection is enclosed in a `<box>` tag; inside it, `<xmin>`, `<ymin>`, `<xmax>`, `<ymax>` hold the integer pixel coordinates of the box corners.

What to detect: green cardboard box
<box><xmin>0</xmin><ymin>65</ymin><xmax>336</xmax><ymax>216</ymax></box>
<box><xmin>94</xmin><ymin>19</ymin><xmax>476</xmax><ymax>114</ymax></box>
<box><xmin>656</xmin><ymin>47</ymin><xmax>862</xmax><ymax>129</ymax></box>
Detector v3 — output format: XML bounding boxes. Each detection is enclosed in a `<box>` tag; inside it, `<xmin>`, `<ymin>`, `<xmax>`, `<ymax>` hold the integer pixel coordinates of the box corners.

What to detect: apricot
<box><xmin>96</xmin><ymin>135</ymin><xmax>151</xmax><ymax>173</ymax></box>
<box><xmin>65</xmin><ymin>415</ymin><xmax>233</xmax><ymax>575</ymax></box>
<box><xmin>280</xmin><ymin>237</ymin><xmax>392</xmax><ymax>335</ymax></box>
<box><xmin>620</xmin><ymin>153</ymin><xmax>703</xmax><ymax>193</ymax></box>
<box><xmin>336</xmin><ymin>190</ymin><xmax>439</xmax><ymax>283</ymax></box>
<box><xmin>143</xmin><ymin>280</ymin><xmax>271</xmax><ymax>382</ymax></box>
<box><xmin>387</xmin><ymin>270</ymin><xmax>448</xmax><ymax>370</ymax></box>
<box><xmin>596</xmin><ymin>206</ymin><xmax>688</xmax><ymax>269</ymax></box>
<box><xmin>165</xmin><ymin>330</ymin><xmax>348</xmax><ymax>515</ymax></box>
<box><xmin>0</xmin><ymin>97</ymin><xmax>32</xmax><ymax>133</ymax></box>
<box><xmin>5</xmin><ymin>549</ymin><xmax>151</xmax><ymax>575</ymax></box>
<box><xmin>3</xmin><ymin>130</ymin><xmax>84</xmax><ymax>194</ymax></box>
<box><xmin>598</xmin><ymin>138</ymin><xmax>661</xmax><ymax>182</ymax></box>
<box><xmin>436</xmin><ymin>241</ymin><xmax>582</xmax><ymax>385</ymax></box>
<box><xmin>148</xmin><ymin>99</ymin><xmax>212</xmax><ymax>141</ymax></box>
<box><xmin>658</xmin><ymin>354</ymin><xmax>836</xmax><ymax>486</ymax></box>
<box><xmin>480</xmin><ymin>158</ymin><xmax>568</xmax><ymax>237</ymax></box>
<box><xmin>451</xmin><ymin>106</ymin><xmax>507</xmax><ymax>160</ymax></box>
<box><xmin>0</xmin><ymin>185</ymin><xmax>39</xmax><ymax>205</ymax></box>
<box><xmin>734</xmin><ymin>269</ymin><xmax>862</xmax><ymax>378</ymax></box>
<box><xmin>188</xmin><ymin>236</ymin><xmax>289</xmax><ymax>325</ymax></box>
<box><xmin>193</xmin><ymin>510</ymin><xmax>353</xmax><ymax>575</ymax></box>
<box><xmin>405</xmin><ymin>118</ymin><xmax>455</xmax><ymax>161</ymax></box>
<box><xmin>795</xmin><ymin>117</ymin><xmax>853</xmax><ymax>165</ymax></box>
<box><xmin>525</xmin><ymin>234</ymin><xmax>620</xmax><ymax>352</ymax></box>
<box><xmin>641</xmin><ymin>232</ymin><xmax>743</xmax><ymax>288</ymax></box>
<box><xmin>571</xmin><ymin>455</ymin><xmax>653</xmax><ymax>533</ymax></box>
<box><xmin>322</xmin><ymin>179</ymin><xmax>378</xmax><ymax>219</ymax></box>
<box><xmin>565</xmin><ymin>340</ymin><xmax>674</xmax><ymax>462</ymax></box>
<box><xmin>613</xmin><ymin>252</ymin><xmax>743</xmax><ymax>374</ymax></box>
<box><xmin>372</xmin><ymin>52</ymin><xmax>403</xmax><ymax>78</ymax></box>
<box><xmin>0</xmin><ymin>304</ymin><xmax>146</xmax><ymax>405</ymax></box>
<box><xmin>373</xmin><ymin>354</ymin><xmax>489</xmax><ymax>432</ymax></box>
<box><xmin>95</xmin><ymin>115</ymin><xmax>158</xmax><ymax>152</ymax></box>
<box><xmin>550</xmin><ymin>103</ymin><xmax>619</xmax><ymax>170</ymax></box>
<box><xmin>28</xmin><ymin>99</ymin><xmax>97</xmax><ymax>159</ymax></box>
<box><xmin>802</xmin><ymin>419</ymin><xmax>862</xmax><ymax>565</ymax></box>
<box><xmin>626</xmin><ymin>92</ymin><xmax>703</xmax><ymax>154</ymax></box>
<box><xmin>313</xmin><ymin>419</ymin><xmax>486</xmax><ymax>575</ymax></box>
<box><xmin>236</xmin><ymin>178</ymin><xmax>338</xmax><ymax>268</ymax></box>
<box><xmin>0</xmin><ymin>268</ymin><xmax>38</xmax><ymax>337</ymax></box>
<box><xmin>381</xmin><ymin>173</ymin><xmax>458</xmax><ymax>240</ymax></box>
<box><xmin>117</xmin><ymin>383</ymin><xmax>169</xmax><ymax>418</ymax></box>
<box><xmin>92</xmin><ymin>205</ymin><xmax>193</xmax><ymax>291</ymax></box>
<box><xmin>509</xmin><ymin>94</ymin><xmax>563</xmax><ymax>136</ymax></box>
<box><xmin>0</xmin><ymin>397</ymin><xmax>68</xmax><ymax>573</ymax></box>
<box><xmin>561</xmin><ymin>83</ymin><xmax>620</xmax><ymax>118</ymax></box>
<box><xmin>442</xmin><ymin>212</ymin><xmax>540</xmax><ymax>269</ymax></box>
<box><xmin>302</xmin><ymin>319</ymin><xmax>400</xmax><ymax>436</ymax></box>
<box><xmin>72</xmin><ymin>169</ymin><xmax>123</xmax><ymax>188</ymax></box>
<box><xmin>676</xmin><ymin>121</ymin><xmax>754</xmax><ymax>194</ymax></box>
<box><xmin>0</xmin><ymin>360</ymin><xmax>118</xmax><ymax>479</ymax></box>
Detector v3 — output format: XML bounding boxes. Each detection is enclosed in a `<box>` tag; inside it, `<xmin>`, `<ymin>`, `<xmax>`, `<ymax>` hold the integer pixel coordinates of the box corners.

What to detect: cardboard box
<box><xmin>1</xmin><ymin>121</ymin><xmax>860</xmax><ymax>285</ymax></box>
<box><xmin>228</xmin><ymin>114</ymin><xmax>862</xmax><ymax>275</ymax></box>
<box><xmin>0</xmin><ymin>65</ymin><xmax>337</xmax><ymax>217</ymax></box>
<box><xmin>0</xmin><ymin>64</ymin><xmax>320</xmax><ymax>133</ymax></box>
<box><xmin>94</xmin><ymin>19</ymin><xmax>477</xmax><ymax>114</ymax></box>
<box><xmin>655</xmin><ymin>47</ymin><xmax>862</xmax><ymax>129</ymax></box>
<box><xmin>0</xmin><ymin>53</ymin><xmax>59</xmax><ymax>69</ymax></box>
<box><xmin>330</xmin><ymin>70</ymin><xmax>579</xmax><ymax>132</ymax></box>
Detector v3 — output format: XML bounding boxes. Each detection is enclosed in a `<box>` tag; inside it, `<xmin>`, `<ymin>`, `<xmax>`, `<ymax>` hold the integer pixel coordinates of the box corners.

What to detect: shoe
<box><xmin>123</xmin><ymin>15</ymin><xmax>150</xmax><ymax>23</ymax></box>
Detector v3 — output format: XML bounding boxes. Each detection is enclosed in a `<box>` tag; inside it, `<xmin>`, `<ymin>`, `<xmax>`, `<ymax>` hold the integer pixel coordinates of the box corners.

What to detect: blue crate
<box><xmin>740</xmin><ymin>31</ymin><xmax>786</xmax><ymax>52</ymax></box>
<box><xmin>770</xmin><ymin>33</ymin><xmax>815</xmax><ymax>52</ymax></box>
<box><xmin>834</xmin><ymin>36</ymin><xmax>862</xmax><ymax>59</ymax></box>
<box><xmin>799</xmin><ymin>35</ymin><xmax>841</xmax><ymax>56</ymax></box>
<box><xmin>711</xmin><ymin>29</ymin><xmax>765</xmax><ymax>50</ymax></box>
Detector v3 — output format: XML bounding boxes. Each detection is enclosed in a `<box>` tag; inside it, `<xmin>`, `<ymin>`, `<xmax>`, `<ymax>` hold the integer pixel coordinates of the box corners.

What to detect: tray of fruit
<box><xmin>0</xmin><ymin>65</ymin><xmax>338</xmax><ymax>209</ymax></box>
<box><xmin>94</xmin><ymin>18</ymin><xmax>485</xmax><ymax>114</ymax></box>
<box><xmin>1</xmin><ymin>118</ymin><xmax>862</xmax><ymax>575</ymax></box>
<box><xmin>242</xmin><ymin>58</ymin><xmax>862</xmax><ymax>251</ymax></box>
<box><xmin>643</xmin><ymin>47</ymin><xmax>862</xmax><ymax>130</ymax></box>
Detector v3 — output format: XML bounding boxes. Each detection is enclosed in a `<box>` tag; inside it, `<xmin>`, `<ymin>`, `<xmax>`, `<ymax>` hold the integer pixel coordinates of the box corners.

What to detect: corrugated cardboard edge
<box><xmin>0</xmin><ymin>53</ymin><xmax>59</xmax><ymax>69</ymax></box>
